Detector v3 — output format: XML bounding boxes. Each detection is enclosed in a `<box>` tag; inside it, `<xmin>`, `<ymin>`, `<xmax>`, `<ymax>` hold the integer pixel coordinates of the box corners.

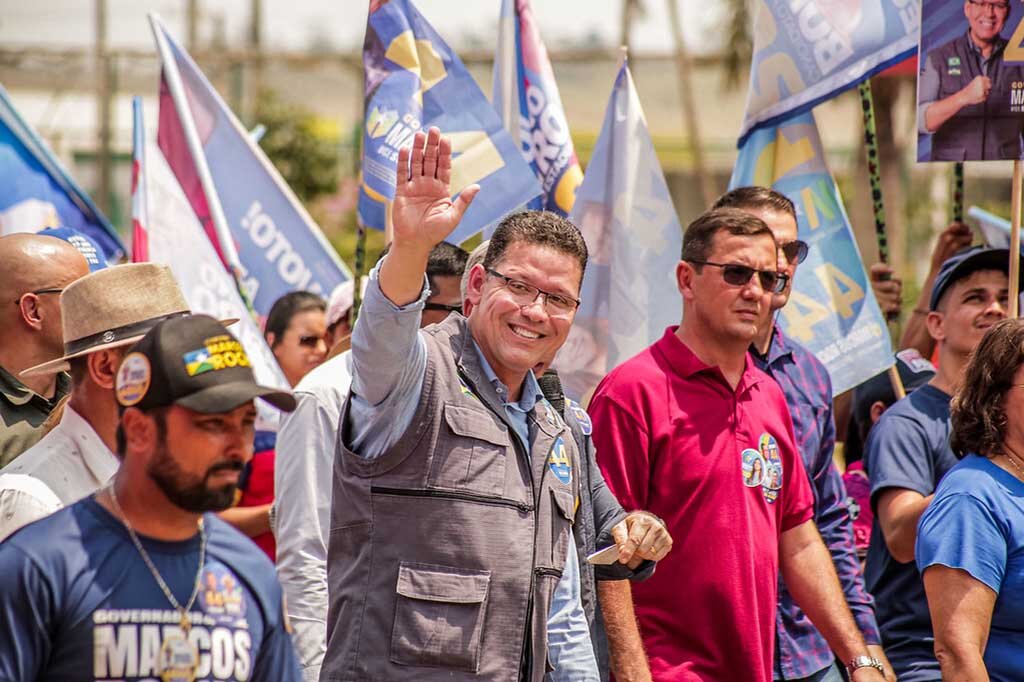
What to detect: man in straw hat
<box><xmin>0</xmin><ymin>314</ymin><xmax>301</xmax><ymax>680</ymax></box>
<box><xmin>0</xmin><ymin>263</ymin><xmax>198</xmax><ymax>539</ymax></box>
<box><xmin>0</xmin><ymin>232</ymin><xmax>90</xmax><ymax>466</ymax></box>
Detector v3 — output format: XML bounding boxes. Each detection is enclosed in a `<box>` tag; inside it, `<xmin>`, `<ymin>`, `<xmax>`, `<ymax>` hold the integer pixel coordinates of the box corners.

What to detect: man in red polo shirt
<box><xmin>589</xmin><ymin>208</ymin><xmax>885</xmax><ymax>681</ymax></box>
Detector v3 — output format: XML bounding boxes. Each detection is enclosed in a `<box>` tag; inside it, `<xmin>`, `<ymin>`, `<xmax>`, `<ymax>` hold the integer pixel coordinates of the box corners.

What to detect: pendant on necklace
<box><xmin>158</xmin><ymin>627</ymin><xmax>199</xmax><ymax>682</ymax></box>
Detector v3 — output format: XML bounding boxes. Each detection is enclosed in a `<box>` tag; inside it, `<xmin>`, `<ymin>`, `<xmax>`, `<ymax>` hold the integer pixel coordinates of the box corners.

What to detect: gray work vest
<box><xmin>322</xmin><ymin>315</ymin><xmax>581</xmax><ymax>681</ymax></box>
<box><xmin>931</xmin><ymin>35</ymin><xmax>1024</xmax><ymax>161</ymax></box>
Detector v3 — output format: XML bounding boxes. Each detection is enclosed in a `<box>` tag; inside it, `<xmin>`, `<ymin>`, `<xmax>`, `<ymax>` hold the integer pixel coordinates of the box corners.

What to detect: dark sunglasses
<box><xmin>13</xmin><ymin>288</ymin><xmax>64</xmax><ymax>305</ymax></box>
<box><xmin>687</xmin><ymin>260</ymin><xmax>789</xmax><ymax>294</ymax></box>
<box><xmin>297</xmin><ymin>334</ymin><xmax>326</xmax><ymax>348</ymax></box>
<box><xmin>423</xmin><ymin>302</ymin><xmax>463</xmax><ymax>315</ymax></box>
<box><xmin>779</xmin><ymin>240</ymin><xmax>809</xmax><ymax>265</ymax></box>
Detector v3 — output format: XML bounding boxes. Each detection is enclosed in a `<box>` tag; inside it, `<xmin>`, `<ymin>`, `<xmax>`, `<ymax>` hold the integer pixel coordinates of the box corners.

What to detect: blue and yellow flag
<box><xmin>359</xmin><ymin>0</ymin><xmax>541</xmax><ymax>243</ymax></box>
<box><xmin>731</xmin><ymin>112</ymin><xmax>892</xmax><ymax>394</ymax></box>
<box><xmin>739</xmin><ymin>0</ymin><xmax>918</xmax><ymax>145</ymax></box>
<box><xmin>0</xmin><ymin>85</ymin><xmax>124</xmax><ymax>260</ymax></box>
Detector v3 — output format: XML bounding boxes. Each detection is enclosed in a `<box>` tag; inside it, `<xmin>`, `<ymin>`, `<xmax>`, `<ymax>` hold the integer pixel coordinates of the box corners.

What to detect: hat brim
<box><xmin>930</xmin><ymin>249</ymin><xmax>1016</xmax><ymax>311</ymax></box>
<box><xmin>20</xmin><ymin>317</ymin><xmax>240</xmax><ymax>378</ymax></box>
<box><xmin>175</xmin><ymin>380</ymin><xmax>296</xmax><ymax>414</ymax></box>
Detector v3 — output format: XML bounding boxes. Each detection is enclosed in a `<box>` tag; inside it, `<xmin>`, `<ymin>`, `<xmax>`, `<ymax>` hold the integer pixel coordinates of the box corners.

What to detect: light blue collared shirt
<box><xmin>347</xmin><ymin>264</ymin><xmax>598</xmax><ymax>680</ymax></box>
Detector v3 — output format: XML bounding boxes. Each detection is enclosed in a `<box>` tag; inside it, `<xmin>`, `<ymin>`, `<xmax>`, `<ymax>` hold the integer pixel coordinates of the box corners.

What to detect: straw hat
<box><xmin>22</xmin><ymin>263</ymin><xmax>195</xmax><ymax>377</ymax></box>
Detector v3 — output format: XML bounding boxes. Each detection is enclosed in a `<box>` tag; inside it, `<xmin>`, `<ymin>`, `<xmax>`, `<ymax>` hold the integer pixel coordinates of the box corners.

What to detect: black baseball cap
<box><xmin>929</xmin><ymin>246</ymin><xmax>1012</xmax><ymax>311</ymax></box>
<box><xmin>852</xmin><ymin>349</ymin><xmax>936</xmax><ymax>433</ymax></box>
<box><xmin>115</xmin><ymin>314</ymin><xmax>295</xmax><ymax>413</ymax></box>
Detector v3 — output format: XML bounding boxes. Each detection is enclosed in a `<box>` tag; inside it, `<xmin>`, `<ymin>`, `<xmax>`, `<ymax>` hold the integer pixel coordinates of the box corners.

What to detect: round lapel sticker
<box><xmin>741</xmin><ymin>448</ymin><xmax>766</xmax><ymax>487</ymax></box>
<box><xmin>115</xmin><ymin>352</ymin><xmax>151</xmax><ymax>407</ymax></box>
<box><xmin>548</xmin><ymin>436</ymin><xmax>572</xmax><ymax>485</ymax></box>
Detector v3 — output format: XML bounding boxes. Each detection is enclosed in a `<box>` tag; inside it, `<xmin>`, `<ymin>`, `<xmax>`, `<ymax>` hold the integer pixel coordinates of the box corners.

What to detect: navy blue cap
<box><xmin>38</xmin><ymin>227</ymin><xmax>108</xmax><ymax>272</ymax></box>
<box><xmin>929</xmin><ymin>246</ymin><xmax>1011</xmax><ymax>311</ymax></box>
<box><xmin>852</xmin><ymin>349</ymin><xmax>936</xmax><ymax>433</ymax></box>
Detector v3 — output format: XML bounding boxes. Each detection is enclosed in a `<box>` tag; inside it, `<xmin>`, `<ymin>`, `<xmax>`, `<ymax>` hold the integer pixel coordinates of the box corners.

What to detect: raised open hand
<box><xmin>392</xmin><ymin>127</ymin><xmax>480</xmax><ymax>251</ymax></box>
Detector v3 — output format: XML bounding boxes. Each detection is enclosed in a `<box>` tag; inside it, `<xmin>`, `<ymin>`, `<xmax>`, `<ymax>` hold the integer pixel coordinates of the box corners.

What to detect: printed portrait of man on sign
<box><xmin>917</xmin><ymin>0</ymin><xmax>1024</xmax><ymax>161</ymax></box>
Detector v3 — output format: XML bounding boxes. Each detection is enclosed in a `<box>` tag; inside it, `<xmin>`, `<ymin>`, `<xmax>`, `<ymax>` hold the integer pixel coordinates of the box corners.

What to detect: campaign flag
<box><xmin>492</xmin><ymin>0</ymin><xmax>583</xmax><ymax>217</ymax></box>
<box><xmin>556</xmin><ymin>60</ymin><xmax>683</xmax><ymax>403</ymax></box>
<box><xmin>739</xmin><ymin>0</ymin><xmax>918</xmax><ymax>145</ymax></box>
<box><xmin>968</xmin><ymin>205</ymin><xmax>1017</xmax><ymax>249</ymax></box>
<box><xmin>130</xmin><ymin>97</ymin><xmax>150</xmax><ymax>262</ymax></box>
<box><xmin>142</xmin><ymin>137</ymin><xmax>289</xmax><ymax>430</ymax></box>
<box><xmin>0</xmin><ymin>84</ymin><xmax>124</xmax><ymax>260</ymax></box>
<box><xmin>359</xmin><ymin>0</ymin><xmax>541</xmax><ymax>244</ymax></box>
<box><xmin>149</xmin><ymin>14</ymin><xmax>351</xmax><ymax>317</ymax></box>
<box><xmin>731</xmin><ymin>111</ymin><xmax>892</xmax><ymax>394</ymax></box>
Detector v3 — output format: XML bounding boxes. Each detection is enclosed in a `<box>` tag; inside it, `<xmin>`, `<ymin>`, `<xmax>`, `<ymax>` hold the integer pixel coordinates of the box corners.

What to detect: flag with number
<box><xmin>739</xmin><ymin>0</ymin><xmax>918</xmax><ymax>145</ymax></box>
<box><xmin>556</xmin><ymin>59</ymin><xmax>683</xmax><ymax>403</ymax></box>
<box><xmin>731</xmin><ymin>111</ymin><xmax>892</xmax><ymax>394</ymax></box>
<box><xmin>492</xmin><ymin>0</ymin><xmax>583</xmax><ymax>216</ymax></box>
<box><xmin>0</xmin><ymin>85</ymin><xmax>124</xmax><ymax>260</ymax></box>
<box><xmin>150</xmin><ymin>14</ymin><xmax>351</xmax><ymax>317</ymax></box>
<box><xmin>359</xmin><ymin>0</ymin><xmax>541</xmax><ymax>243</ymax></box>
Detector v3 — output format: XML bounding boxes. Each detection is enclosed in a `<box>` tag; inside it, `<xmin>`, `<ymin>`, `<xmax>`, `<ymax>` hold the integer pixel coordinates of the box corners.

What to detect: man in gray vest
<box><xmin>323</xmin><ymin>128</ymin><xmax>667</xmax><ymax>681</ymax></box>
<box><xmin>919</xmin><ymin>0</ymin><xmax>1024</xmax><ymax>161</ymax></box>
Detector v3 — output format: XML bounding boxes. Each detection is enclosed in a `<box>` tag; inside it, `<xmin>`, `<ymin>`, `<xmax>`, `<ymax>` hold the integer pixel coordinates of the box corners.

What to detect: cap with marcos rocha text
<box><xmin>114</xmin><ymin>314</ymin><xmax>295</xmax><ymax>414</ymax></box>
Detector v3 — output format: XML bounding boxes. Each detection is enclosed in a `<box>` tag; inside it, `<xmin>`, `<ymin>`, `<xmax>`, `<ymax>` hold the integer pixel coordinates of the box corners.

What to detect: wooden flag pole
<box><xmin>385</xmin><ymin>199</ymin><xmax>395</xmax><ymax>246</ymax></box>
<box><xmin>952</xmin><ymin>162</ymin><xmax>965</xmax><ymax>224</ymax></box>
<box><xmin>1010</xmin><ymin>161</ymin><xmax>1022</xmax><ymax>318</ymax></box>
<box><xmin>858</xmin><ymin>79</ymin><xmax>906</xmax><ymax>399</ymax></box>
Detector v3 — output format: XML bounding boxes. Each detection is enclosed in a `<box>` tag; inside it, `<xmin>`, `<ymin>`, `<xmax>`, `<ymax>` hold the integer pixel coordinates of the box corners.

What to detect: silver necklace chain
<box><xmin>1003</xmin><ymin>450</ymin><xmax>1024</xmax><ymax>480</ymax></box>
<box><xmin>107</xmin><ymin>485</ymin><xmax>206</xmax><ymax>630</ymax></box>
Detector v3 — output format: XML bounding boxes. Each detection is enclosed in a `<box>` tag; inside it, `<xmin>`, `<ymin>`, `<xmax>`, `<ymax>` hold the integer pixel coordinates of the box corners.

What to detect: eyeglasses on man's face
<box><xmin>779</xmin><ymin>239</ymin><xmax>809</xmax><ymax>265</ymax></box>
<box><xmin>423</xmin><ymin>302</ymin><xmax>463</xmax><ymax>315</ymax></box>
<box><xmin>485</xmin><ymin>268</ymin><xmax>580</xmax><ymax>314</ymax></box>
<box><xmin>686</xmin><ymin>260</ymin><xmax>790</xmax><ymax>294</ymax></box>
<box><xmin>967</xmin><ymin>0</ymin><xmax>1010</xmax><ymax>11</ymax></box>
<box><xmin>13</xmin><ymin>288</ymin><xmax>64</xmax><ymax>306</ymax></box>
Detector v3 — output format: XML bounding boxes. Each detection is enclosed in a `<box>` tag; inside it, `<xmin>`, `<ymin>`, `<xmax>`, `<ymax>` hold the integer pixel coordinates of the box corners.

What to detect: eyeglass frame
<box><xmin>779</xmin><ymin>239</ymin><xmax>809</xmax><ymax>265</ymax></box>
<box><xmin>966</xmin><ymin>0</ymin><xmax>1010</xmax><ymax>11</ymax></box>
<box><xmin>485</xmin><ymin>268</ymin><xmax>581</xmax><ymax>313</ymax></box>
<box><xmin>684</xmin><ymin>259</ymin><xmax>790</xmax><ymax>294</ymax></box>
<box><xmin>423</xmin><ymin>302</ymin><xmax>463</xmax><ymax>315</ymax></box>
<box><xmin>13</xmin><ymin>288</ymin><xmax>64</xmax><ymax>306</ymax></box>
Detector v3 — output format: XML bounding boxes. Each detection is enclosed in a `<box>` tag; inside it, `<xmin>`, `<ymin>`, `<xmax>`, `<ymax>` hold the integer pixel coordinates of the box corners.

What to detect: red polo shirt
<box><xmin>590</xmin><ymin>327</ymin><xmax>814</xmax><ymax>682</ymax></box>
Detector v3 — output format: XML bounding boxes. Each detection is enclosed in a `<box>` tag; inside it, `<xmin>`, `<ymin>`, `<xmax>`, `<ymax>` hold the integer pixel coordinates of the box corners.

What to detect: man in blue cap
<box><xmin>864</xmin><ymin>246</ymin><xmax>1014</xmax><ymax>679</ymax></box>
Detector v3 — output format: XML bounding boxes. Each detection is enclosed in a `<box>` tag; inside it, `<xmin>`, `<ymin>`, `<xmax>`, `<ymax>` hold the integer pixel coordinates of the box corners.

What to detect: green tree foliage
<box><xmin>254</xmin><ymin>90</ymin><xmax>340</xmax><ymax>203</ymax></box>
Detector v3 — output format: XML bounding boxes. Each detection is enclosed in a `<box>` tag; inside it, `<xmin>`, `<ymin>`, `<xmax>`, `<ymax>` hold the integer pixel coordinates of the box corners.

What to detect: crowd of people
<box><xmin>0</xmin><ymin>126</ymin><xmax>1021</xmax><ymax>681</ymax></box>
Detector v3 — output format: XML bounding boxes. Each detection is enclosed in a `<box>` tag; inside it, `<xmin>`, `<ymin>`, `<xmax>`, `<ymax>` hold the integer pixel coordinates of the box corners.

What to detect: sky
<box><xmin>0</xmin><ymin>0</ymin><xmax>728</xmax><ymax>54</ymax></box>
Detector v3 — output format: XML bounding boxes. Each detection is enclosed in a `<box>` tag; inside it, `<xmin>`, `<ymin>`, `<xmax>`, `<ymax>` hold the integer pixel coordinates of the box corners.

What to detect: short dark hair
<box><xmin>712</xmin><ymin>186</ymin><xmax>797</xmax><ymax>223</ymax></box>
<box><xmin>484</xmin><ymin>211</ymin><xmax>588</xmax><ymax>284</ymax></box>
<box><xmin>426</xmin><ymin>241</ymin><xmax>470</xmax><ymax>292</ymax></box>
<box><xmin>116</xmin><ymin>405</ymin><xmax>169</xmax><ymax>459</ymax></box>
<box><xmin>682</xmin><ymin>207</ymin><xmax>775</xmax><ymax>263</ymax></box>
<box><xmin>950</xmin><ymin>318</ymin><xmax>1024</xmax><ymax>458</ymax></box>
<box><xmin>264</xmin><ymin>291</ymin><xmax>326</xmax><ymax>347</ymax></box>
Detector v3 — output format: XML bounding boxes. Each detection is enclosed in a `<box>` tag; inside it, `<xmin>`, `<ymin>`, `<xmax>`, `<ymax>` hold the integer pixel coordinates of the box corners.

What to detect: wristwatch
<box><xmin>847</xmin><ymin>655</ymin><xmax>884</xmax><ymax>675</ymax></box>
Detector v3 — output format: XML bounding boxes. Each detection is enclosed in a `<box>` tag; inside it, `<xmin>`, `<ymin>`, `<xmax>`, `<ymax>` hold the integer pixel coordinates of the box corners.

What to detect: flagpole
<box><xmin>148</xmin><ymin>13</ymin><xmax>244</xmax><ymax>283</ymax></box>
<box><xmin>1010</xmin><ymin>161</ymin><xmax>1022</xmax><ymax>318</ymax></box>
<box><xmin>385</xmin><ymin>200</ymin><xmax>394</xmax><ymax>245</ymax></box>
<box><xmin>858</xmin><ymin>78</ymin><xmax>906</xmax><ymax>399</ymax></box>
<box><xmin>952</xmin><ymin>162</ymin><xmax>964</xmax><ymax>224</ymax></box>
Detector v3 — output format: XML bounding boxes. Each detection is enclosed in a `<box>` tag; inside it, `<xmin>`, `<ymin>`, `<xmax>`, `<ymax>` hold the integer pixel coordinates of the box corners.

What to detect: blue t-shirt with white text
<box><xmin>917</xmin><ymin>455</ymin><xmax>1024</xmax><ymax>682</ymax></box>
<box><xmin>0</xmin><ymin>496</ymin><xmax>300</xmax><ymax>681</ymax></box>
<box><xmin>863</xmin><ymin>383</ymin><xmax>958</xmax><ymax>682</ymax></box>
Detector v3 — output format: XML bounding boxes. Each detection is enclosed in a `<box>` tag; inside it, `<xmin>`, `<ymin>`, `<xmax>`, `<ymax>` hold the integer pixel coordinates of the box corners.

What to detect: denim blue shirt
<box><xmin>348</xmin><ymin>263</ymin><xmax>598</xmax><ymax>680</ymax></box>
<box><xmin>752</xmin><ymin>324</ymin><xmax>881</xmax><ymax>679</ymax></box>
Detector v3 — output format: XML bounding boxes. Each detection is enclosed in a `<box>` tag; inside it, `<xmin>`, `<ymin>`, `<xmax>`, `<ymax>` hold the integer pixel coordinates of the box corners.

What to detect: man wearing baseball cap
<box><xmin>0</xmin><ymin>263</ymin><xmax>198</xmax><ymax>540</ymax></box>
<box><xmin>864</xmin><ymin>246</ymin><xmax>1012</xmax><ymax>679</ymax></box>
<box><xmin>0</xmin><ymin>314</ymin><xmax>300</xmax><ymax>681</ymax></box>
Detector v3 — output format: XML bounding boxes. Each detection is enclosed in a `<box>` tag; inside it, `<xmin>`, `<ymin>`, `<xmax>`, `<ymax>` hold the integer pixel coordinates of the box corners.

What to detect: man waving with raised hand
<box><xmin>322</xmin><ymin>128</ymin><xmax>658</xmax><ymax>681</ymax></box>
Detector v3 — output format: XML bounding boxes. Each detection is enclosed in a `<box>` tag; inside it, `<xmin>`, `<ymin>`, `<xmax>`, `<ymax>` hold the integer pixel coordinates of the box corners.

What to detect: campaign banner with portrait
<box><xmin>492</xmin><ymin>0</ymin><xmax>584</xmax><ymax>217</ymax></box>
<box><xmin>359</xmin><ymin>0</ymin><xmax>541</xmax><ymax>243</ymax></box>
<box><xmin>917</xmin><ymin>0</ymin><xmax>1024</xmax><ymax>161</ymax></box>
<box><xmin>739</xmin><ymin>0</ymin><xmax>918</xmax><ymax>145</ymax></box>
<box><xmin>731</xmin><ymin>111</ymin><xmax>893</xmax><ymax>395</ymax></box>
